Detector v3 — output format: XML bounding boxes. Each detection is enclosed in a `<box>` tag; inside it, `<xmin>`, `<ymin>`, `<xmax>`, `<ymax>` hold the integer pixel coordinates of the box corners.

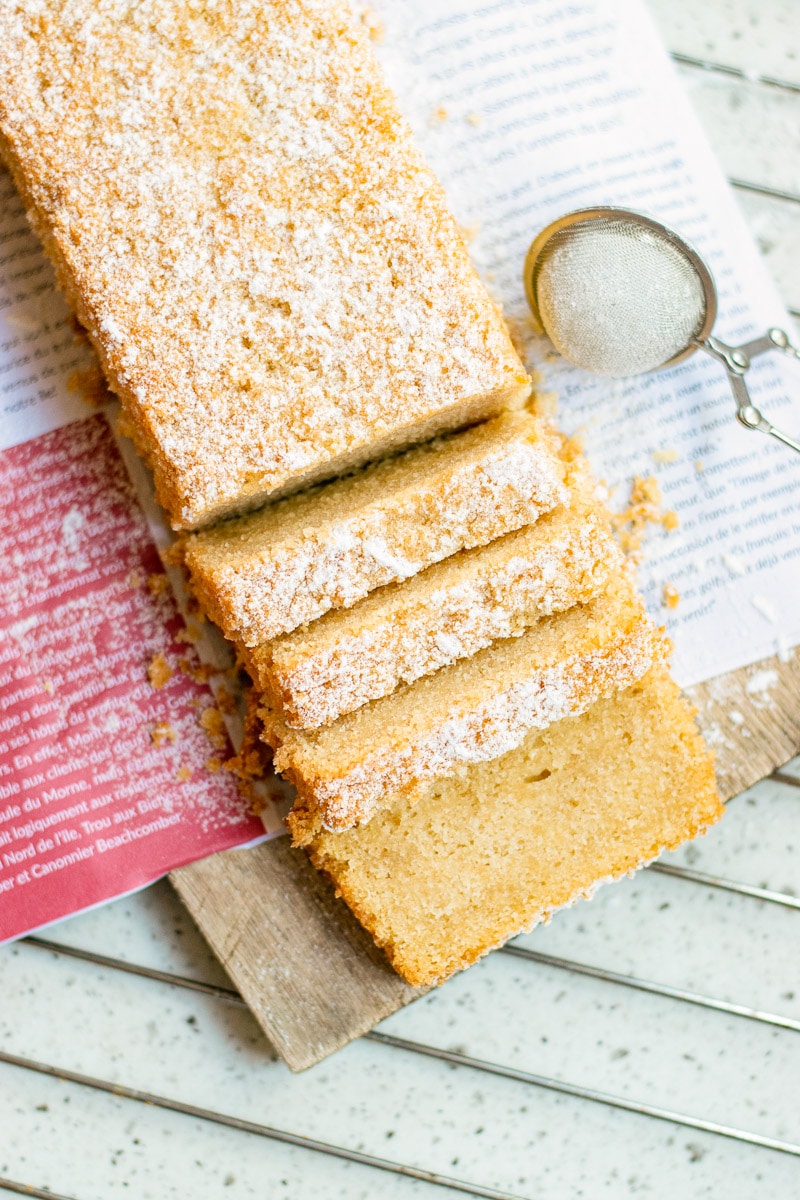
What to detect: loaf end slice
<box><xmin>308</xmin><ymin>669</ymin><xmax>721</xmax><ymax>986</ymax></box>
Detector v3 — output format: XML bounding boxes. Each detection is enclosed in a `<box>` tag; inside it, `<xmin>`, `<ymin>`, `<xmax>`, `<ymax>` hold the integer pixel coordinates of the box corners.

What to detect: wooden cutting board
<box><xmin>170</xmin><ymin>648</ymin><xmax>800</xmax><ymax>1071</ymax></box>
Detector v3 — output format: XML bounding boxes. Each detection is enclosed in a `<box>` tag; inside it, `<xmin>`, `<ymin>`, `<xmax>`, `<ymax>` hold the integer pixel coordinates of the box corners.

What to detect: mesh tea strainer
<box><xmin>523</xmin><ymin>207</ymin><xmax>800</xmax><ymax>454</ymax></box>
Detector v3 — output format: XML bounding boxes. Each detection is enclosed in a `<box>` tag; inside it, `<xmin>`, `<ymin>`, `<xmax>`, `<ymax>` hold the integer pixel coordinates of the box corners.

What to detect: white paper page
<box><xmin>372</xmin><ymin>0</ymin><xmax>800</xmax><ymax>686</ymax></box>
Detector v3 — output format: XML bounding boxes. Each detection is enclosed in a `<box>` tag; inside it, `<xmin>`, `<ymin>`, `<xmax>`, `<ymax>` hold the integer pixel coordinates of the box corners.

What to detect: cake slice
<box><xmin>0</xmin><ymin>0</ymin><xmax>529</xmax><ymax>529</ymax></box>
<box><xmin>243</xmin><ymin>457</ymin><xmax>623</xmax><ymax>728</ymax></box>
<box><xmin>263</xmin><ymin>574</ymin><xmax>667</xmax><ymax>844</ymax></box>
<box><xmin>308</xmin><ymin>668</ymin><xmax>722</xmax><ymax>986</ymax></box>
<box><xmin>185</xmin><ymin>412</ymin><xmax>566</xmax><ymax>647</ymax></box>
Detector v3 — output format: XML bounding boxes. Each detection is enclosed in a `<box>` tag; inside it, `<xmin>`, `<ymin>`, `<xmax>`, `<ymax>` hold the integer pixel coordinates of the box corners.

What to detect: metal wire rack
<box><xmin>0</xmin><ymin>766</ymin><xmax>797</xmax><ymax>1200</ymax></box>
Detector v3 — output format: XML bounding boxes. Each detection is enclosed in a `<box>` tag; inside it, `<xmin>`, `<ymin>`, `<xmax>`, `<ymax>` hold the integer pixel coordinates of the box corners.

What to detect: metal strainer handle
<box><xmin>696</xmin><ymin>328</ymin><xmax>800</xmax><ymax>454</ymax></box>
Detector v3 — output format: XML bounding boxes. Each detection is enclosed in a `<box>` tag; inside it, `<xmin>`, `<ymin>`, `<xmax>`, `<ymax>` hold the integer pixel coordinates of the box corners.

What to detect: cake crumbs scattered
<box><xmin>146</xmin><ymin>572</ymin><xmax>170</xmax><ymax>596</ymax></box>
<box><xmin>611</xmin><ymin>476</ymin><xmax>675</xmax><ymax>558</ymax></box>
<box><xmin>128</xmin><ymin>570</ymin><xmax>144</xmax><ymax>589</ymax></box>
<box><xmin>215</xmin><ymin>686</ymin><xmax>237</xmax><ymax>715</ymax></box>
<box><xmin>67</xmin><ymin>362</ymin><xmax>109</xmax><ymax>408</ymax></box>
<box><xmin>532</xmin><ymin>390</ymin><xmax>559</xmax><ymax>418</ymax></box>
<box><xmin>359</xmin><ymin>6</ymin><xmax>384</xmax><ymax>40</ymax></box>
<box><xmin>751</xmin><ymin>594</ymin><xmax>777</xmax><ymax>623</ymax></box>
<box><xmin>179</xmin><ymin>656</ymin><xmax>217</xmax><ymax>683</ymax></box>
<box><xmin>465</xmin><ymin>111</ymin><xmax>483</xmax><ymax>127</ymax></box>
<box><xmin>159</xmin><ymin>542</ymin><xmax>184</xmax><ymax>568</ymax></box>
<box><xmin>651</xmin><ymin>447</ymin><xmax>677</xmax><ymax>464</ymax></box>
<box><xmin>42</xmin><ymin>680</ymin><xmax>55</xmax><ymax>695</ymax></box>
<box><xmin>458</xmin><ymin>221</ymin><xmax>480</xmax><ymax>245</ymax></box>
<box><xmin>199</xmin><ymin>706</ymin><xmax>228</xmax><ymax>750</ymax></box>
<box><xmin>150</xmin><ymin>721</ymin><xmax>177</xmax><ymax>748</ymax></box>
<box><xmin>147</xmin><ymin>652</ymin><xmax>173</xmax><ymax>690</ymax></box>
<box><xmin>205</xmin><ymin>756</ymin><xmax>224</xmax><ymax>774</ymax></box>
<box><xmin>694</xmin><ymin>460</ymin><xmax>704</xmax><ymax>473</ymax></box>
<box><xmin>175</xmin><ymin>766</ymin><xmax>192</xmax><ymax>783</ymax></box>
<box><xmin>429</xmin><ymin>105</ymin><xmax>448</xmax><ymax>126</ymax></box>
<box><xmin>662</xmin><ymin>583</ymin><xmax>680</xmax><ymax>609</ymax></box>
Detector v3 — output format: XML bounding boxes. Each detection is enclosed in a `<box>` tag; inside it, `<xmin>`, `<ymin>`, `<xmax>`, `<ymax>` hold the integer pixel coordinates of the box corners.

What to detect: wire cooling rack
<box><xmin>0</xmin><ymin>763</ymin><xmax>797</xmax><ymax>1200</ymax></box>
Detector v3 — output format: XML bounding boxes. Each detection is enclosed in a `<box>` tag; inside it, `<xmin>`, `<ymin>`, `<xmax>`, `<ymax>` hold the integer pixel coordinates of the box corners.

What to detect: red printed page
<box><xmin>0</xmin><ymin>415</ymin><xmax>267</xmax><ymax>942</ymax></box>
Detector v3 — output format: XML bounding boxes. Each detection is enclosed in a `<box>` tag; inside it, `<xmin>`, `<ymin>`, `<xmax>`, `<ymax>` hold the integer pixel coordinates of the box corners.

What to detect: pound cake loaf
<box><xmin>243</xmin><ymin>456</ymin><xmax>623</xmax><ymax>728</ymax></box>
<box><xmin>308</xmin><ymin>668</ymin><xmax>722</xmax><ymax>986</ymax></box>
<box><xmin>185</xmin><ymin>412</ymin><xmax>566</xmax><ymax>647</ymax></box>
<box><xmin>0</xmin><ymin>0</ymin><xmax>530</xmax><ymax>529</ymax></box>
<box><xmin>265</xmin><ymin>575</ymin><xmax>667</xmax><ymax>844</ymax></box>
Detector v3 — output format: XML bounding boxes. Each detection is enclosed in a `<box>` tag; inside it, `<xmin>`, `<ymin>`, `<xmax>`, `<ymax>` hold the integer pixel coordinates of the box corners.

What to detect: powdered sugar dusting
<box><xmin>190</xmin><ymin>414</ymin><xmax>566</xmax><ymax>645</ymax></box>
<box><xmin>0</xmin><ymin>0</ymin><xmax>526</xmax><ymax>526</ymax></box>
<box><xmin>280</xmin><ymin>614</ymin><xmax>665</xmax><ymax>838</ymax></box>
<box><xmin>262</xmin><ymin>486</ymin><xmax>622</xmax><ymax>727</ymax></box>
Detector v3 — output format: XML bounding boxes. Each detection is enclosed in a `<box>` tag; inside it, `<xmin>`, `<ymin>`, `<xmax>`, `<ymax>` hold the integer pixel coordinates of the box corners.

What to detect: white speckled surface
<box><xmin>1</xmin><ymin>2</ymin><xmax>799</xmax><ymax>1196</ymax></box>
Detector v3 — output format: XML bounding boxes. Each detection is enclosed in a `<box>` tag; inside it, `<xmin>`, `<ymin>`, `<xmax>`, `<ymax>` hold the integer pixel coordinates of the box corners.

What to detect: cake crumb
<box><xmin>67</xmin><ymin>362</ymin><xmax>109</xmax><ymax>408</ymax></box>
<box><xmin>150</xmin><ymin>721</ymin><xmax>177</xmax><ymax>748</ymax></box>
<box><xmin>694</xmin><ymin>460</ymin><xmax>704</xmax><ymax>473</ymax></box>
<box><xmin>160</xmin><ymin>541</ymin><xmax>184</xmax><ymax>568</ymax></box>
<box><xmin>359</xmin><ymin>7</ymin><xmax>383</xmax><ymax>40</ymax></box>
<box><xmin>652</xmin><ymin>447</ymin><xmax>677</xmax><ymax>464</ymax></box>
<box><xmin>532</xmin><ymin>390</ymin><xmax>559</xmax><ymax>418</ymax></box>
<box><xmin>215</xmin><ymin>686</ymin><xmax>237</xmax><ymax>716</ymax></box>
<box><xmin>611</xmin><ymin>475</ymin><xmax>673</xmax><ymax>557</ymax></box>
<box><xmin>205</xmin><ymin>756</ymin><xmax>223</xmax><ymax>774</ymax></box>
<box><xmin>465</xmin><ymin>111</ymin><xmax>483</xmax><ymax>127</ymax></box>
<box><xmin>458</xmin><ymin>221</ymin><xmax>480</xmax><ymax>245</ymax></box>
<box><xmin>199</xmin><ymin>706</ymin><xmax>228</xmax><ymax>750</ymax></box>
<box><xmin>662</xmin><ymin>583</ymin><xmax>680</xmax><ymax>609</ymax></box>
<box><xmin>179</xmin><ymin>656</ymin><xmax>217</xmax><ymax>683</ymax></box>
<box><xmin>147</xmin><ymin>653</ymin><xmax>173</xmax><ymax>690</ymax></box>
<box><xmin>147</xmin><ymin>572</ymin><xmax>170</xmax><ymax>596</ymax></box>
<box><xmin>128</xmin><ymin>570</ymin><xmax>144</xmax><ymax>589</ymax></box>
<box><xmin>42</xmin><ymin>680</ymin><xmax>55</xmax><ymax>695</ymax></box>
<box><xmin>429</xmin><ymin>105</ymin><xmax>448</xmax><ymax>126</ymax></box>
<box><xmin>175</xmin><ymin>766</ymin><xmax>192</xmax><ymax>783</ymax></box>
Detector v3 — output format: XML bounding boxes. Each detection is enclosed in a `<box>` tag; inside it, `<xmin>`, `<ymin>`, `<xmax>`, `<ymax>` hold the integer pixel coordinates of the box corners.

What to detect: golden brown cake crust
<box><xmin>244</xmin><ymin>458</ymin><xmax>623</xmax><ymax>728</ymax></box>
<box><xmin>308</xmin><ymin>669</ymin><xmax>722</xmax><ymax>986</ymax></box>
<box><xmin>0</xmin><ymin>0</ymin><xmax>529</xmax><ymax>528</ymax></box>
<box><xmin>185</xmin><ymin>412</ymin><xmax>566</xmax><ymax>645</ymax></box>
<box><xmin>275</xmin><ymin>576</ymin><xmax>668</xmax><ymax>843</ymax></box>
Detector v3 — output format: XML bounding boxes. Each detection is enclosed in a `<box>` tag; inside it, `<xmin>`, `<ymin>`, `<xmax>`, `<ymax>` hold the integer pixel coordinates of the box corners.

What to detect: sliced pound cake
<box><xmin>262</xmin><ymin>574</ymin><xmax>667</xmax><ymax>844</ymax></box>
<box><xmin>308</xmin><ymin>668</ymin><xmax>722</xmax><ymax>986</ymax></box>
<box><xmin>0</xmin><ymin>0</ymin><xmax>529</xmax><ymax>529</ymax></box>
<box><xmin>243</xmin><ymin>456</ymin><xmax>622</xmax><ymax>728</ymax></box>
<box><xmin>185</xmin><ymin>412</ymin><xmax>565</xmax><ymax>647</ymax></box>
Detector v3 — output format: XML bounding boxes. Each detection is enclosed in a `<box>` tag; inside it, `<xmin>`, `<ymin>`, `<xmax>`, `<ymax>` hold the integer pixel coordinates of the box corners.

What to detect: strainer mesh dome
<box><xmin>533</xmin><ymin>217</ymin><xmax>708</xmax><ymax>377</ymax></box>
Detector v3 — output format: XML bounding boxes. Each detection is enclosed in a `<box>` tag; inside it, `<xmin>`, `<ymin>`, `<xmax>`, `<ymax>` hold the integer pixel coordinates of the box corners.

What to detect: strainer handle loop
<box><xmin>694</xmin><ymin>330</ymin><xmax>800</xmax><ymax>456</ymax></box>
